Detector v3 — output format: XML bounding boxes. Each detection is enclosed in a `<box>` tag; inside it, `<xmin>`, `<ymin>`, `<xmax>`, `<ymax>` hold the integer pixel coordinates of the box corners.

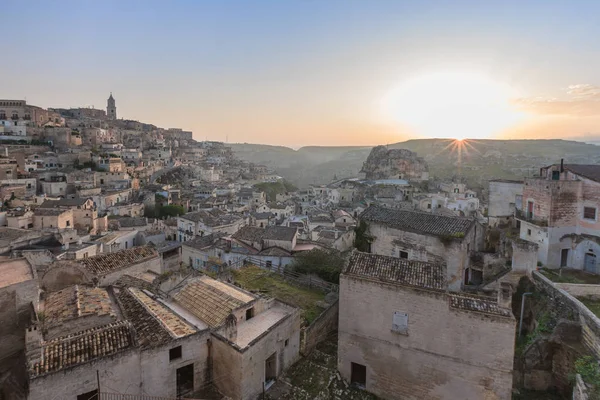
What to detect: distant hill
<box><xmin>229</xmin><ymin>139</ymin><xmax>600</xmax><ymax>189</ymax></box>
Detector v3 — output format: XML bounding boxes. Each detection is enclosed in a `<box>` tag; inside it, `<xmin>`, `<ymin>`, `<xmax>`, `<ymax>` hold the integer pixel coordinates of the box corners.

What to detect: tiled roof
<box><xmin>39</xmin><ymin>198</ymin><xmax>90</xmax><ymax>208</ymax></box>
<box><xmin>113</xmin><ymin>274</ymin><xmax>155</xmax><ymax>291</ymax></box>
<box><xmin>33</xmin><ymin>208</ymin><xmax>70</xmax><ymax>216</ymax></box>
<box><xmin>30</xmin><ymin>321</ymin><xmax>134</xmax><ymax>377</ymax></box>
<box><xmin>232</xmin><ymin>226</ymin><xmax>265</xmax><ymax>243</ymax></box>
<box><xmin>44</xmin><ymin>285</ymin><xmax>116</xmax><ymax>328</ymax></box>
<box><xmin>117</xmin><ymin>288</ymin><xmax>172</xmax><ymax>348</ymax></box>
<box><xmin>80</xmin><ymin>247</ymin><xmax>158</xmax><ymax>276</ymax></box>
<box><xmin>344</xmin><ymin>251</ymin><xmax>446</xmax><ymax>291</ymax></box>
<box><xmin>360</xmin><ymin>206</ymin><xmax>474</xmax><ymax>237</ymax></box>
<box><xmin>448</xmin><ymin>293</ymin><xmax>512</xmax><ymax>317</ymax></box>
<box><xmin>564</xmin><ymin>164</ymin><xmax>600</xmax><ymax>183</ymax></box>
<box><xmin>182</xmin><ymin>233</ymin><xmax>222</xmax><ymax>251</ymax></box>
<box><xmin>258</xmin><ymin>246</ymin><xmax>291</xmax><ymax>256</ymax></box>
<box><xmin>173</xmin><ymin>277</ymin><xmax>253</xmax><ymax>328</ymax></box>
<box><xmin>128</xmin><ymin>288</ymin><xmax>196</xmax><ymax>337</ymax></box>
<box><xmin>233</xmin><ymin>226</ymin><xmax>297</xmax><ymax>243</ymax></box>
<box><xmin>263</xmin><ymin>226</ymin><xmax>297</xmax><ymax>241</ymax></box>
<box><xmin>114</xmin><ymin>217</ymin><xmax>148</xmax><ymax>227</ymax></box>
<box><xmin>180</xmin><ymin>209</ymin><xmax>243</xmax><ymax>227</ymax></box>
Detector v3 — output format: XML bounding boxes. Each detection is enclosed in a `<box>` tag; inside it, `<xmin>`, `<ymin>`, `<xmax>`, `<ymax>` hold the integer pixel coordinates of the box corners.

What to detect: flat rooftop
<box><xmin>0</xmin><ymin>258</ymin><xmax>34</xmax><ymax>288</ymax></box>
<box><xmin>235</xmin><ymin>305</ymin><xmax>289</xmax><ymax>348</ymax></box>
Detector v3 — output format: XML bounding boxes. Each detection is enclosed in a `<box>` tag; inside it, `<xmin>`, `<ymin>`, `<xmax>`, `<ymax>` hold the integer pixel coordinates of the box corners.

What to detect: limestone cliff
<box><xmin>360</xmin><ymin>146</ymin><xmax>429</xmax><ymax>181</ymax></box>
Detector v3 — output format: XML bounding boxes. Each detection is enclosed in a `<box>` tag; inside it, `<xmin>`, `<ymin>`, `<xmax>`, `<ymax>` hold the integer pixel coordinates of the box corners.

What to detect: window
<box><xmin>584</xmin><ymin>207</ymin><xmax>597</xmax><ymax>220</ymax></box>
<box><xmin>169</xmin><ymin>345</ymin><xmax>182</xmax><ymax>361</ymax></box>
<box><xmin>399</xmin><ymin>251</ymin><xmax>408</xmax><ymax>259</ymax></box>
<box><xmin>246</xmin><ymin>307</ymin><xmax>254</xmax><ymax>320</ymax></box>
<box><xmin>392</xmin><ymin>311</ymin><xmax>408</xmax><ymax>334</ymax></box>
<box><xmin>350</xmin><ymin>362</ymin><xmax>367</xmax><ymax>387</ymax></box>
<box><xmin>77</xmin><ymin>389</ymin><xmax>98</xmax><ymax>400</ymax></box>
<box><xmin>66</xmin><ymin>220</ymin><xmax>71</xmax><ymax>227</ymax></box>
<box><xmin>527</xmin><ymin>229</ymin><xmax>532</xmax><ymax>236</ymax></box>
<box><xmin>285</xmin><ymin>339</ymin><xmax>289</xmax><ymax>347</ymax></box>
<box><xmin>427</xmin><ymin>203</ymin><xmax>431</xmax><ymax>209</ymax></box>
<box><xmin>552</xmin><ymin>170</ymin><xmax>560</xmax><ymax>180</ymax></box>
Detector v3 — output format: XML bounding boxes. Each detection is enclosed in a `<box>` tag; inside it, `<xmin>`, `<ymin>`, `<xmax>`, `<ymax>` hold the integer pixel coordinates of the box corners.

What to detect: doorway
<box><xmin>561</xmin><ymin>249</ymin><xmax>569</xmax><ymax>267</ymax></box>
<box><xmin>351</xmin><ymin>362</ymin><xmax>367</xmax><ymax>387</ymax></box>
<box><xmin>585</xmin><ymin>253</ymin><xmax>597</xmax><ymax>274</ymax></box>
<box><xmin>176</xmin><ymin>364</ymin><xmax>194</xmax><ymax>397</ymax></box>
<box><xmin>265</xmin><ymin>352</ymin><xmax>277</xmax><ymax>385</ymax></box>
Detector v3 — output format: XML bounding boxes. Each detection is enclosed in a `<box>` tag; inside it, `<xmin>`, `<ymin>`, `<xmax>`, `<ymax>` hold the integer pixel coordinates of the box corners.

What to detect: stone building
<box><xmin>338</xmin><ymin>251</ymin><xmax>515</xmax><ymax>400</ymax></box>
<box><xmin>516</xmin><ymin>162</ymin><xmax>600</xmax><ymax>271</ymax></box>
<box><xmin>360</xmin><ymin>146</ymin><xmax>429</xmax><ymax>181</ymax></box>
<box><xmin>177</xmin><ymin>209</ymin><xmax>246</xmax><ymax>242</ymax></box>
<box><xmin>0</xmin><ymin>100</ymin><xmax>62</xmax><ymax>127</ymax></box>
<box><xmin>360</xmin><ymin>206</ymin><xmax>483</xmax><ymax>290</ymax></box>
<box><xmin>488</xmin><ymin>179</ymin><xmax>524</xmax><ymax>227</ymax></box>
<box><xmin>32</xmin><ymin>208</ymin><xmax>73</xmax><ymax>230</ymax></box>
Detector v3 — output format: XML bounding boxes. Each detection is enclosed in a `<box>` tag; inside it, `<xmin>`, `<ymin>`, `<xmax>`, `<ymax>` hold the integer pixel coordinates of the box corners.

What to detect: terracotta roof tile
<box><xmin>360</xmin><ymin>205</ymin><xmax>474</xmax><ymax>237</ymax></box>
<box><xmin>80</xmin><ymin>247</ymin><xmax>158</xmax><ymax>275</ymax></box>
<box><xmin>345</xmin><ymin>251</ymin><xmax>446</xmax><ymax>291</ymax></box>
<box><xmin>117</xmin><ymin>289</ymin><xmax>172</xmax><ymax>348</ymax></box>
<box><xmin>45</xmin><ymin>285</ymin><xmax>116</xmax><ymax>329</ymax></box>
<box><xmin>30</xmin><ymin>321</ymin><xmax>134</xmax><ymax>377</ymax></box>
<box><xmin>173</xmin><ymin>277</ymin><xmax>252</xmax><ymax>328</ymax></box>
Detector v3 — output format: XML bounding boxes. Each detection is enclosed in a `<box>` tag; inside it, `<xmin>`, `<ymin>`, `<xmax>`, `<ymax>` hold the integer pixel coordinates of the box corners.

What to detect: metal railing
<box><xmin>515</xmin><ymin>209</ymin><xmax>548</xmax><ymax>227</ymax></box>
<box><xmin>98</xmin><ymin>393</ymin><xmax>206</xmax><ymax>400</ymax></box>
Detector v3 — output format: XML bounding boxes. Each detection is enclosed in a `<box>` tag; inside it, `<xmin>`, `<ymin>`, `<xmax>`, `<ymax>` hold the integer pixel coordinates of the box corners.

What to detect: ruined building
<box><xmin>360</xmin><ymin>146</ymin><xmax>429</xmax><ymax>181</ymax></box>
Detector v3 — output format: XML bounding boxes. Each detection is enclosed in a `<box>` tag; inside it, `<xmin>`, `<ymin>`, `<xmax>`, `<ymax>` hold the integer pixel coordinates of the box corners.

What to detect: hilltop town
<box><xmin>1</xmin><ymin>96</ymin><xmax>600</xmax><ymax>400</ymax></box>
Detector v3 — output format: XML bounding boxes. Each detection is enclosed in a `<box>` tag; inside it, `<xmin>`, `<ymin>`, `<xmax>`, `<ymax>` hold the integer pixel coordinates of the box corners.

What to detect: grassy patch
<box><xmin>540</xmin><ymin>268</ymin><xmax>600</xmax><ymax>284</ymax></box>
<box><xmin>578</xmin><ymin>296</ymin><xmax>600</xmax><ymax>318</ymax></box>
<box><xmin>232</xmin><ymin>265</ymin><xmax>325</xmax><ymax>324</ymax></box>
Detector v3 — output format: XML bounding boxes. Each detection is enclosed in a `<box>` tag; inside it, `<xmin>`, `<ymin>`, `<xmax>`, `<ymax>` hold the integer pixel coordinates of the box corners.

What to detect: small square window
<box><xmin>399</xmin><ymin>251</ymin><xmax>408</xmax><ymax>259</ymax></box>
<box><xmin>169</xmin><ymin>345</ymin><xmax>182</xmax><ymax>361</ymax></box>
<box><xmin>584</xmin><ymin>207</ymin><xmax>597</xmax><ymax>220</ymax></box>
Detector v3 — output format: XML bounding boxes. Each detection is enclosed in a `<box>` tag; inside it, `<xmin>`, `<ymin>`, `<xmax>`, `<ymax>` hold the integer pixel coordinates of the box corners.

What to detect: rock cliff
<box><xmin>360</xmin><ymin>146</ymin><xmax>429</xmax><ymax>181</ymax></box>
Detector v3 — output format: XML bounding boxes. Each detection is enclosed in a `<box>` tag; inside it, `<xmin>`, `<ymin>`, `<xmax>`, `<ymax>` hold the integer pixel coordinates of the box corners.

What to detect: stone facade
<box><xmin>488</xmin><ymin>179</ymin><xmax>523</xmax><ymax>226</ymax></box>
<box><xmin>367</xmin><ymin>220</ymin><xmax>483</xmax><ymax>291</ymax></box>
<box><xmin>338</xmin><ymin>269</ymin><xmax>515</xmax><ymax>400</ymax></box>
<box><xmin>361</xmin><ymin>146</ymin><xmax>429</xmax><ymax>181</ymax></box>
<box><xmin>517</xmin><ymin>164</ymin><xmax>600</xmax><ymax>270</ymax></box>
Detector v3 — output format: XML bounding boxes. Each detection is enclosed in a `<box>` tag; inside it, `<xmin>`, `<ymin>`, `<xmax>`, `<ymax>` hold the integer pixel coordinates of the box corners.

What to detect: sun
<box><xmin>381</xmin><ymin>71</ymin><xmax>523</xmax><ymax>140</ymax></box>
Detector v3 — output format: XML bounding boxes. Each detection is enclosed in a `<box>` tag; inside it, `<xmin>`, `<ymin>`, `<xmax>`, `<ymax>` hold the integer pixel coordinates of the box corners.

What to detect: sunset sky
<box><xmin>4</xmin><ymin>0</ymin><xmax>600</xmax><ymax>147</ymax></box>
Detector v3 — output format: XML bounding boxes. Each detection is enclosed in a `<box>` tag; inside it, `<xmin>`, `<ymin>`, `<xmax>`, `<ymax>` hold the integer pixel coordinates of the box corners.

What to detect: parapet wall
<box><xmin>300</xmin><ymin>300</ymin><xmax>338</xmax><ymax>356</ymax></box>
<box><xmin>533</xmin><ymin>271</ymin><xmax>600</xmax><ymax>357</ymax></box>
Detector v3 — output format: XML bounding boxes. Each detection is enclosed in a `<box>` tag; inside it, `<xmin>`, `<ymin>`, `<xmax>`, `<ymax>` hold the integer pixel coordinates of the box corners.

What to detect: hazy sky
<box><xmin>4</xmin><ymin>0</ymin><xmax>600</xmax><ymax>146</ymax></box>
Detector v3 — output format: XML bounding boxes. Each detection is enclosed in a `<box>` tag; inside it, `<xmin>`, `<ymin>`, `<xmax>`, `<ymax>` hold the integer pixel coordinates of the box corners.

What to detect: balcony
<box><xmin>515</xmin><ymin>209</ymin><xmax>548</xmax><ymax>227</ymax></box>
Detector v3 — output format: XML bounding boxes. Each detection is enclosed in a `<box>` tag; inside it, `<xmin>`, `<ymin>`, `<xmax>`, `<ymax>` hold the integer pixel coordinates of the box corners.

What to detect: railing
<box><xmin>99</xmin><ymin>393</ymin><xmax>206</xmax><ymax>400</ymax></box>
<box><xmin>515</xmin><ymin>209</ymin><xmax>548</xmax><ymax>227</ymax></box>
<box><xmin>243</xmin><ymin>256</ymin><xmax>339</xmax><ymax>293</ymax></box>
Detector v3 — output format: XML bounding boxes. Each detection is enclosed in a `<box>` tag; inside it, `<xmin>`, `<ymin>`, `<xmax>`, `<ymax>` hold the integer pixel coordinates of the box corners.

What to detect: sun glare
<box><xmin>381</xmin><ymin>71</ymin><xmax>523</xmax><ymax>140</ymax></box>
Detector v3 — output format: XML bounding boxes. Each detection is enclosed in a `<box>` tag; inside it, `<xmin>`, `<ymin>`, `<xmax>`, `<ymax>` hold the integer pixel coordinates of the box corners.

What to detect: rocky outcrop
<box><xmin>361</xmin><ymin>146</ymin><xmax>429</xmax><ymax>181</ymax></box>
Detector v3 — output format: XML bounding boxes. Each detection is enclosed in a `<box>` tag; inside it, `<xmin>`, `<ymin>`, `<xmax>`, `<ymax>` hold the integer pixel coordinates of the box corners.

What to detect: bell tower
<box><xmin>107</xmin><ymin>92</ymin><xmax>117</xmax><ymax>120</ymax></box>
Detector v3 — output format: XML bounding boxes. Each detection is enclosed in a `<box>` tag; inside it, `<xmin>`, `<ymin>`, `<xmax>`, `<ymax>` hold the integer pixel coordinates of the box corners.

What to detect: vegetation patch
<box><xmin>289</xmin><ymin>249</ymin><xmax>345</xmax><ymax>284</ymax></box>
<box><xmin>232</xmin><ymin>265</ymin><xmax>325</xmax><ymax>324</ymax></box>
<box><xmin>573</xmin><ymin>355</ymin><xmax>600</xmax><ymax>398</ymax></box>
<box><xmin>253</xmin><ymin>180</ymin><xmax>297</xmax><ymax>202</ymax></box>
<box><xmin>540</xmin><ymin>268</ymin><xmax>600</xmax><ymax>284</ymax></box>
<box><xmin>578</xmin><ymin>296</ymin><xmax>600</xmax><ymax>319</ymax></box>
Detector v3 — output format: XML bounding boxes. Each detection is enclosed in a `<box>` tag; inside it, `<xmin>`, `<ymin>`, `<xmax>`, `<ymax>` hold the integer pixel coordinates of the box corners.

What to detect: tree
<box><xmin>353</xmin><ymin>220</ymin><xmax>373</xmax><ymax>252</ymax></box>
<box><xmin>158</xmin><ymin>204</ymin><xmax>185</xmax><ymax>218</ymax></box>
<box><xmin>289</xmin><ymin>249</ymin><xmax>345</xmax><ymax>284</ymax></box>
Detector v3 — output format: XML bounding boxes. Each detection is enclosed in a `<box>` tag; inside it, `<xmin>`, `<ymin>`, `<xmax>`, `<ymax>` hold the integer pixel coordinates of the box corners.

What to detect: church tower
<box><xmin>107</xmin><ymin>93</ymin><xmax>117</xmax><ymax>120</ymax></box>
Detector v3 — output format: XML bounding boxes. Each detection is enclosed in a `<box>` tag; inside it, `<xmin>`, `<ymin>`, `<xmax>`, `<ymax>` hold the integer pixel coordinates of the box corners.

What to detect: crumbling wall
<box><xmin>300</xmin><ymin>300</ymin><xmax>338</xmax><ymax>356</ymax></box>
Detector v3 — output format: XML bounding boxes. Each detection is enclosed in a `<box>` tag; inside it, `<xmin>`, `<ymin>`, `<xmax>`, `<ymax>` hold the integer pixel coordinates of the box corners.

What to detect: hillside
<box><xmin>229</xmin><ymin>139</ymin><xmax>600</xmax><ymax>189</ymax></box>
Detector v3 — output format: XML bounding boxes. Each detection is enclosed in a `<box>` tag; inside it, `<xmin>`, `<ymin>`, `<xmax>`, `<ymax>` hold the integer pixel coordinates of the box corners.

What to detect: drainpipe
<box><xmin>519</xmin><ymin>292</ymin><xmax>533</xmax><ymax>337</ymax></box>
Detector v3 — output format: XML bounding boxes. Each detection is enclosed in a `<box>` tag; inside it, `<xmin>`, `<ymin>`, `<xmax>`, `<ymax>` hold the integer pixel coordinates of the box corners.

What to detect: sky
<box><xmin>3</xmin><ymin>0</ymin><xmax>600</xmax><ymax>147</ymax></box>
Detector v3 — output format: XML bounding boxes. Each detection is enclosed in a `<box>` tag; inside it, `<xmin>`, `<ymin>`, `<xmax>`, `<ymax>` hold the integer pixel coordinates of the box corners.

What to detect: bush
<box><xmin>574</xmin><ymin>355</ymin><xmax>600</xmax><ymax>397</ymax></box>
<box><xmin>289</xmin><ymin>249</ymin><xmax>345</xmax><ymax>284</ymax></box>
<box><xmin>353</xmin><ymin>220</ymin><xmax>373</xmax><ymax>252</ymax></box>
<box><xmin>158</xmin><ymin>204</ymin><xmax>185</xmax><ymax>218</ymax></box>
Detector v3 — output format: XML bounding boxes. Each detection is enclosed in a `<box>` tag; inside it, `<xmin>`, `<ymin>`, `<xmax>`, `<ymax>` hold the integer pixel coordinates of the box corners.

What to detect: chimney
<box><xmin>498</xmin><ymin>282</ymin><xmax>513</xmax><ymax>309</ymax></box>
<box><xmin>560</xmin><ymin>158</ymin><xmax>564</xmax><ymax>173</ymax></box>
<box><xmin>26</xmin><ymin>324</ymin><xmax>42</xmax><ymax>367</ymax></box>
<box><xmin>223</xmin><ymin>313</ymin><xmax>237</xmax><ymax>342</ymax></box>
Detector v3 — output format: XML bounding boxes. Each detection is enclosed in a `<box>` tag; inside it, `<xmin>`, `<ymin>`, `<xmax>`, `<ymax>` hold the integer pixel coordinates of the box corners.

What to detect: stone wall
<box><xmin>211</xmin><ymin>335</ymin><xmax>243</xmax><ymax>400</ymax></box>
<box><xmin>99</xmin><ymin>256</ymin><xmax>161</xmax><ymax>286</ymax></box>
<box><xmin>300</xmin><ymin>300</ymin><xmax>338</xmax><ymax>356</ymax></box>
<box><xmin>338</xmin><ymin>275</ymin><xmax>515</xmax><ymax>400</ymax></box>
<box><xmin>338</xmin><ymin>276</ymin><xmax>515</xmax><ymax>400</ymax></box>
<box><xmin>28</xmin><ymin>348</ymin><xmax>142</xmax><ymax>400</ymax></box>
<box><xmin>573</xmin><ymin>374</ymin><xmax>589</xmax><ymax>400</ymax></box>
<box><xmin>140</xmin><ymin>331</ymin><xmax>211</xmax><ymax>397</ymax></box>
<box><xmin>533</xmin><ymin>271</ymin><xmax>600</xmax><ymax>358</ymax></box>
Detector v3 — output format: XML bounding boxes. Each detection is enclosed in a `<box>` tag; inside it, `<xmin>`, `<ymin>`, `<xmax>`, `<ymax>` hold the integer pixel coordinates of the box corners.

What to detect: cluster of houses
<box><xmin>2</xmin><ymin>96</ymin><xmax>600</xmax><ymax>399</ymax></box>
